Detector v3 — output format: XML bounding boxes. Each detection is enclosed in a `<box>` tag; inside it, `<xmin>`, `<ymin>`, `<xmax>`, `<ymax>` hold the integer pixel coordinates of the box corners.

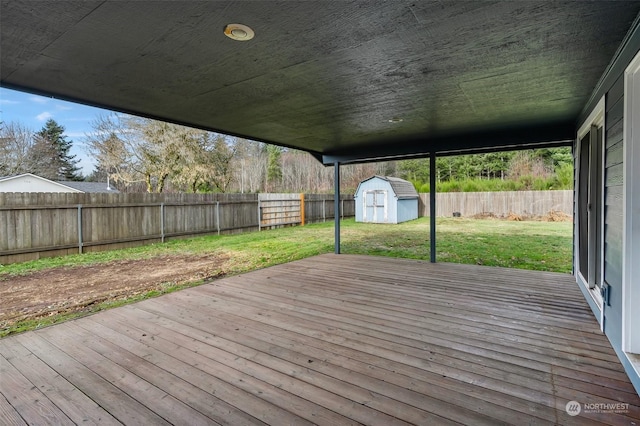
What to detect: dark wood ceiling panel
<box><xmin>2</xmin><ymin>1</ymin><xmax>639</xmax><ymax>163</ymax></box>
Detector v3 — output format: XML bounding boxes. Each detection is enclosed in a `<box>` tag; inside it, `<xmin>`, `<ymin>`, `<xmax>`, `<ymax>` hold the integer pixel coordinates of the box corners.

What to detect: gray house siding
<box><xmin>604</xmin><ymin>73</ymin><xmax>625</xmax><ymax>382</ymax></box>
<box><xmin>577</xmin><ymin>41</ymin><xmax>640</xmax><ymax>393</ymax></box>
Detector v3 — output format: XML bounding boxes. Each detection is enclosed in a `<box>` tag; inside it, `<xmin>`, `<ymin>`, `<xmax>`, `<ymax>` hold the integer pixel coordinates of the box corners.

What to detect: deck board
<box><xmin>1</xmin><ymin>254</ymin><xmax>639</xmax><ymax>425</ymax></box>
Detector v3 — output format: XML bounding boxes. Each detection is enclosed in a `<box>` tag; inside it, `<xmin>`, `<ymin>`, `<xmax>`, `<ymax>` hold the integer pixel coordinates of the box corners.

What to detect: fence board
<box><xmin>259</xmin><ymin>193</ymin><xmax>301</xmax><ymax>228</ymax></box>
<box><xmin>1</xmin><ymin>191</ymin><xmax>569</xmax><ymax>264</ymax></box>
<box><xmin>418</xmin><ymin>190</ymin><xmax>572</xmax><ymax>218</ymax></box>
<box><xmin>302</xmin><ymin>194</ymin><xmax>353</xmax><ymax>223</ymax></box>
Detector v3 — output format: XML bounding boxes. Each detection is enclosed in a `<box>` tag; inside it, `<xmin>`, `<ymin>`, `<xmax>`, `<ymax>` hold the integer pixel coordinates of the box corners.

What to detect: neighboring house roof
<box><xmin>54</xmin><ymin>180</ymin><xmax>120</xmax><ymax>193</ymax></box>
<box><xmin>0</xmin><ymin>174</ymin><xmax>119</xmax><ymax>193</ymax></box>
<box><xmin>357</xmin><ymin>176</ymin><xmax>418</xmax><ymax>200</ymax></box>
<box><xmin>0</xmin><ymin>173</ymin><xmax>83</xmax><ymax>193</ymax></box>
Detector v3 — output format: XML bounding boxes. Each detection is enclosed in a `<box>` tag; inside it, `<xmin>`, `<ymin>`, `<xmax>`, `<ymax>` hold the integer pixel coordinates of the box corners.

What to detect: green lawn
<box><xmin>0</xmin><ymin>217</ymin><xmax>572</xmax><ymax>337</ymax></box>
<box><xmin>1</xmin><ymin>217</ymin><xmax>572</xmax><ymax>277</ymax></box>
<box><xmin>342</xmin><ymin>217</ymin><xmax>572</xmax><ymax>273</ymax></box>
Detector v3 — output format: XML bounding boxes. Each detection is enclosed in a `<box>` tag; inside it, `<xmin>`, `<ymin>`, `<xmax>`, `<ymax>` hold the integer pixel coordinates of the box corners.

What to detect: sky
<box><xmin>0</xmin><ymin>87</ymin><xmax>108</xmax><ymax>176</ymax></box>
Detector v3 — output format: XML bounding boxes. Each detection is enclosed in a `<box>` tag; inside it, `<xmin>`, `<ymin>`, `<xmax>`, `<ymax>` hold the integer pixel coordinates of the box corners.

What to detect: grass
<box><xmin>0</xmin><ymin>217</ymin><xmax>573</xmax><ymax>276</ymax></box>
<box><xmin>0</xmin><ymin>218</ymin><xmax>572</xmax><ymax>336</ymax></box>
<box><xmin>342</xmin><ymin>218</ymin><xmax>572</xmax><ymax>272</ymax></box>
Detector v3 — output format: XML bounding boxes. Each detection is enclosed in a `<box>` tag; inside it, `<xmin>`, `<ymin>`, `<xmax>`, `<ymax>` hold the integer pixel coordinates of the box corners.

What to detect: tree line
<box><xmin>1</xmin><ymin>115</ymin><xmax>573</xmax><ymax>193</ymax></box>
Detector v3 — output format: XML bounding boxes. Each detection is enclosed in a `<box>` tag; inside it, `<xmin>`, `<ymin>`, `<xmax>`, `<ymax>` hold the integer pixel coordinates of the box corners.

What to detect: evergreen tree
<box><xmin>35</xmin><ymin>119</ymin><xmax>82</xmax><ymax>180</ymax></box>
<box><xmin>266</xmin><ymin>145</ymin><xmax>282</xmax><ymax>191</ymax></box>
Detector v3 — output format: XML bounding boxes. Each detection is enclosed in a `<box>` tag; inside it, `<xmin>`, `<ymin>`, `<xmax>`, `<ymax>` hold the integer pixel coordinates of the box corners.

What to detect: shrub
<box><xmin>533</xmin><ymin>177</ymin><xmax>552</xmax><ymax>190</ymax></box>
<box><xmin>555</xmin><ymin>163</ymin><xmax>574</xmax><ymax>189</ymax></box>
<box><xmin>439</xmin><ymin>180</ymin><xmax>462</xmax><ymax>192</ymax></box>
<box><xmin>461</xmin><ymin>180</ymin><xmax>481</xmax><ymax>192</ymax></box>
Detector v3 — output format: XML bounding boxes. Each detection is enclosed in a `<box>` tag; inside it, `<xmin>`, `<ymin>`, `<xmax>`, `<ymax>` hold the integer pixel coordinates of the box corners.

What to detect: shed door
<box><xmin>363</xmin><ymin>190</ymin><xmax>387</xmax><ymax>222</ymax></box>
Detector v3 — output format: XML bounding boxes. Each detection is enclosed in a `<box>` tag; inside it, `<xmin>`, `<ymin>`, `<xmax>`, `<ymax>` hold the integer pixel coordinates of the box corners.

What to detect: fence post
<box><xmin>257</xmin><ymin>196</ymin><xmax>262</xmax><ymax>231</ymax></box>
<box><xmin>160</xmin><ymin>203</ymin><xmax>165</xmax><ymax>243</ymax></box>
<box><xmin>341</xmin><ymin>199</ymin><xmax>344</xmax><ymax>220</ymax></box>
<box><xmin>216</xmin><ymin>201</ymin><xmax>220</xmax><ymax>235</ymax></box>
<box><xmin>299</xmin><ymin>193</ymin><xmax>305</xmax><ymax>226</ymax></box>
<box><xmin>323</xmin><ymin>199</ymin><xmax>326</xmax><ymax>222</ymax></box>
<box><xmin>77</xmin><ymin>204</ymin><xmax>83</xmax><ymax>254</ymax></box>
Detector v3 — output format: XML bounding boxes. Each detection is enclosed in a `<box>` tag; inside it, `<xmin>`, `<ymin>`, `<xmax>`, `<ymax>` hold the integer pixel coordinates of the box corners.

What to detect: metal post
<box><xmin>430</xmin><ymin>151</ymin><xmax>436</xmax><ymax>263</ymax></box>
<box><xmin>77</xmin><ymin>204</ymin><xmax>83</xmax><ymax>254</ymax></box>
<box><xmin>160</xmin><ymin>203</ymin><xmax>165</xmax><ymax>243</ymax></box>
<box><xmin>334</xmin><ymin>162</ymin><xmax>341</xmax><ymax>254</ymax></box>
<box><xmin>216</xmin><ymin>201</ymin><xmax>220</xmax><ymax>235</ymax></box>
<box><xmin>258</xmin><ymin>197</ymin><xmax>262</xmax><ymax>231</ymax></box>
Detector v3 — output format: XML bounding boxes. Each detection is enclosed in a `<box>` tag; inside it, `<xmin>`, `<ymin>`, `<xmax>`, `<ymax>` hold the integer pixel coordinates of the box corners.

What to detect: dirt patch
<box><xmin>506</xmin><ymin>212</ymin><xmax>523</xmax><ymax>221</ymax></box>
<box><xmin>0</xmin><ymin>253</ymin><xmax>228</xmax><ymax>330</ymax></box>
<box><xmin>470</xmin><ymin>210</ymin><xmax>572</xmax><ymax>222</ymax></box>
<box><xmin>470</xmin><ymin>212</ymin><xmax>500</xmax><ymax>220</ymax></box>
<box><xmin>544</xmin><ymin>209</ymin><xmax>572</xmax><ymax>222</ymax></box>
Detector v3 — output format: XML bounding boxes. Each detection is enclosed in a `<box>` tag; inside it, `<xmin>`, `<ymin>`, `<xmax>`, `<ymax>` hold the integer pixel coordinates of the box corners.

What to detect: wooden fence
<box><xmin>0</xmin><ymin>193</ymin><xmax>354</xmax><ymax>264</ymax></box>
<box><xmin>0</xmin><ymin>190</ymin><xmax>568</xmax><ymax>264</ymax></box>
<box><xmin>417</xmin><ymin>190</ymin><xmax>573</xmax><ymax>218</ymax></box>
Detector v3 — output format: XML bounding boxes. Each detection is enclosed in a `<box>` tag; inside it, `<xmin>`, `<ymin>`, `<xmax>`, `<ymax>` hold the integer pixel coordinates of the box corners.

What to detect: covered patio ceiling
<box><xmin>2</xmin><ymin>1</ymin><xmax>640</xmax><ymax>164</ymax></box>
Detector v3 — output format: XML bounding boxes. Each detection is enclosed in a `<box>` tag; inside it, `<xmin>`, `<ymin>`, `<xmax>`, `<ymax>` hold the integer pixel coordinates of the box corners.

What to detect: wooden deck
<box><xmin>1</xmin><ymin>254</ymin><xmax>639</xmax><ymax>425</ymax></box>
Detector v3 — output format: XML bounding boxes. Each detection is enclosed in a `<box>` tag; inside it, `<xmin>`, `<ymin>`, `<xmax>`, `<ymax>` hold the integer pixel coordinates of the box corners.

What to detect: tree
<box><xmin>137</xmin><ymin>119</ymin><xmax>188</xmax><ymax>193</ymax></box>
<box><xmin>0</xmin><ymin>121</ymin><xmax>34</xmax><ymax>176</ymax></box>
<box><xmin>398</xmin><ymin>159</ymin><xmax>430</xmax><ymax>184</ymax></box>
<box><xmin>35</xmin><ymin>119</ymin><xmax>82</xmax><ymax>180</ymax></box>
<box><xmin>86</xmin><ymin>114</ymin><xmax>145</xmax><ymax>190</ymax></box>
<box><xmin>206</xmin><ymin>134</ymin><xmax>237</xmax><ymax>193</ymax></box>
<box><xmin>231</xmin><ymin>139</ymin><xmax>267</xmax><ymax>193</ymax></box>
<box><xmin>266</xmin><ymin>145</ymin><xmax>283</xmax><ymax>191</ymax></box>
<box><xmin>87</xmin><ymin>113</ymin><xmax>244</xmax><ymax>193</ymax></box>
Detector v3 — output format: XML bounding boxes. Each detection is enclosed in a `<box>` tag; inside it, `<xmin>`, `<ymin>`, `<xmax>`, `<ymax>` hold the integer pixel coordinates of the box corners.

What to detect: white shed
<box><xmin>354</xmin><ymin>176</ymin><xmax>419</xmax><ymax>224</ymax></box>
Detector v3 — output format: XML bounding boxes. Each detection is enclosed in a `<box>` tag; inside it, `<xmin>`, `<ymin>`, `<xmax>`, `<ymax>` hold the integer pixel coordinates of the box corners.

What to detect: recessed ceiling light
<box><xmin>388</xmin><ymin>117</ymin><xmax>403</xmax><ymax>123</ymax></box>
<box><xmin>224</xmin><ymin>24</ymin><xmax>255</xmax><ymax>41</ymax></box>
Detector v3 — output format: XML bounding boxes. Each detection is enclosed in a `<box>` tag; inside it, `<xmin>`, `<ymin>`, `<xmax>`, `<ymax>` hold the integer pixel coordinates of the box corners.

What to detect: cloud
<box><xmin>29</xmin><ymin>96</ymin><xmax>49</xmax><ymax>104</ymax></box>
<box><xmin>36</xmin><ymin>111</ymin><xmax>53</xmax><ymax>121</ymax></box>
<box><xmin>0</xmin><ymin>99</ymin><xmax>20</xmax><ymax>105</ymax></box>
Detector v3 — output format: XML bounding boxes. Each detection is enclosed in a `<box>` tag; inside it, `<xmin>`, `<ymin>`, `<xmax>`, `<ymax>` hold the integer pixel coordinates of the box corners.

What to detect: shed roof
<box><xmin>2</xmin><ymin>2</ymin><xmax>639</xmax><ymax>164</ymax></box>
<box><xmin>359</xmin><ymin>176</ymin><xmax>418</xmax><ymax>200</ymax></box>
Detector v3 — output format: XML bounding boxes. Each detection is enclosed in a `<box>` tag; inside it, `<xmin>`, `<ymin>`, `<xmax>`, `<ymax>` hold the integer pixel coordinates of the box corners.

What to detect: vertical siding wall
<box><xmin>396</xmin><ymin>199</ymin><xmax>419</xmax><ymax>223</ymax></box>
<box><xmin>600</xmin><ymin>74</ymin><xmax>626</xmax><ymax>352</ymax></box>
<box><xmin>604</xmin><ymin>75</ymin><xmax>625</xmax><ymax>292</ymax></box>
